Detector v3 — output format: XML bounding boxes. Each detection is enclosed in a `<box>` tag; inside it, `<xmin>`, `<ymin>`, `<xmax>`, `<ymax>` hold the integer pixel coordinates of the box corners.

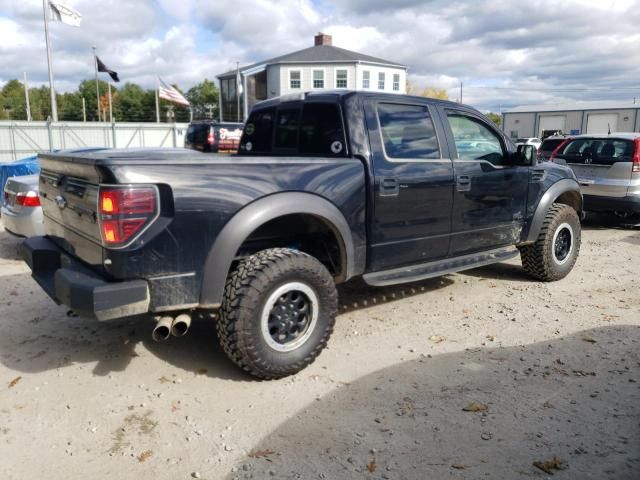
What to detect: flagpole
<box><xmin>23</xmin><ymin>72</ymin><xmax>32</xmax><ymax>122</ymax></box>
<box><xmin>155</xmin><ymin>77</ymin><xmax>160</xmax><ymax>123</ymax></box>
<box><xmin>108</xmin><ymin>82</ymin><xmax>113</xmax><ymax>123</ymax></box>
<box><xmin>92</xmin><ymin>46</ymin><xmax>100</xmax><ymax>121</ymax></box>
<box><xmin>42</xmin><ymin>0</ymin><xmax>58</xmax><ymax>121</ymax></box>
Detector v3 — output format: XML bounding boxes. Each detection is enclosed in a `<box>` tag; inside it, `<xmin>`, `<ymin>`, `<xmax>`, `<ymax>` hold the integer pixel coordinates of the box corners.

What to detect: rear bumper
<box><xmin>583</xmin><ymin>194</ymin><xmax>640</xmax><ymax>214</ymax></box>
<box><xmin>22</xmin><ymin>236</ymin><xmax>150</xmax><ymax>320</ymax></box>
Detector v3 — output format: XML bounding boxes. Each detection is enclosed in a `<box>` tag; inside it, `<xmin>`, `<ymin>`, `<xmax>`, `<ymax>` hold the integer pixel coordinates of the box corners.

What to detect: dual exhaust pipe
<box><xmin>152</xmin><ymin>313</ymin><xmax>192</xmax><ymax>342</ymax></box>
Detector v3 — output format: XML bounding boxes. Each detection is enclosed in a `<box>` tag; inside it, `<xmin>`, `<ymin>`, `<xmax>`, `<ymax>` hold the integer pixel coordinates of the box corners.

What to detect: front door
<box><xmin>440</xmin><ymin>109</ymin><xmax>530</xmax><ymax>256</ymax></box>
<box><xmin>364</xmin><ymin>99</ymin><xmax>454</xmax><ymax>271</ymax></box>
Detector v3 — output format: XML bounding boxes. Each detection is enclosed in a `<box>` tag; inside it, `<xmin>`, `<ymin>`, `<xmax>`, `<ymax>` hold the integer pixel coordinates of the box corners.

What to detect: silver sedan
<box><xmin>1</xmin><ymin>174</ymin><xmax>44</xmax><ymax>237</ymax></box>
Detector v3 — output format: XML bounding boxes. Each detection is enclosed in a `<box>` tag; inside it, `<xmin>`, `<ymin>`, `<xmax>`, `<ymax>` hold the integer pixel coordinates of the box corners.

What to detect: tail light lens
<box><xmin>98</xmin><ymin>186</ymin><xmax>158</xmax><ymax>247</ymax></box>
<box><xmin>207</xmin><ymin>130</ymin><xmax>215</xmax><ymax>145</ymax></box>
<box><xmin>15</xmin><ymin>191</ymin><xmax>41</xmax><ymax>207</ymax></box>
<box><xmin>633</xmin><ymin>138</ymin><xmax>640</xmax><ymax>173</ymax></box>
<box><xmin>550</xmin><ymin>138</ymin><xmax>571</xmax><ymax>162</ymax></box>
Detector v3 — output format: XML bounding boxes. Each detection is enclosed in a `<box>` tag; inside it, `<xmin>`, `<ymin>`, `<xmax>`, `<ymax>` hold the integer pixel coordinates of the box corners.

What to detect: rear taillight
<box><xmin>15</xmin><ymin>191</ymin><xmax>41</xmax><ymax>207</ymax></box>
<box><xmin>633</xmin><ymin>138</ymin><xmax>640</xmax><ymax>173</ymax></box>
<box><xmin>550</xmin><ymin>138</ymin><xmax>570</xmax><ymax>162</ymax></box>
<box><xmin>98</xmin><ymin>186</ymin><xmax>158</xmax><ymax>247</ymax></box>
<box><xmin>207</xmin><ymin>131</ymin><xmax>215</xmax><ymax>145</ymax></box>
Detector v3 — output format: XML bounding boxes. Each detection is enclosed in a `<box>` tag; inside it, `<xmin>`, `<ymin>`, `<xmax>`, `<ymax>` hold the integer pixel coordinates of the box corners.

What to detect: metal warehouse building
<box><xmin>502</xmin><ymin>101</ymin><xmax>640</xmax><ymax>139</ymax></box>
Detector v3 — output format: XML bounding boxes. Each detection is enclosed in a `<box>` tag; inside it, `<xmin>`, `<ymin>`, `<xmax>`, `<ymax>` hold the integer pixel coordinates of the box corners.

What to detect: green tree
<box><xmin>486</xmin><ymin>112</ymin><xmax>502</xmax><ymax>128</ymax></box>
<box><xmin>114</xmin><ymin>83</ymin><xmax>147</xmax><ymax>121</ymax></box>
<box><xmin>406</xmin><ymin>81</ymin><xmax>449</xmax><ymax>100</ymax></box>
<box><xmin>186</xmin><ymin>79</ymin><xmax>219</xmax><ymax>120</ymax></box>
<box><xmin>1</xmin><ymin>79</ymin><xmax>28</xmax><ymax>120</ymax></box>
<box><xmin>78</xmin><ymin>79</ymin><xmax>111</xmax><ymax>121</ymax></box>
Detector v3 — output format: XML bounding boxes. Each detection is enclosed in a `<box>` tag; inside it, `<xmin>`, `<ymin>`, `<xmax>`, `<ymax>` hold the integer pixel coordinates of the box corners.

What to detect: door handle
<box><xmin>457</xmin><ymin>175</ymin><xmax>471</xmax><ymax>192</ymax></box>
<box><xmin>379</xmin><ymin>177</ymin><xmax>399</xmax><ymax>196</ymax></box>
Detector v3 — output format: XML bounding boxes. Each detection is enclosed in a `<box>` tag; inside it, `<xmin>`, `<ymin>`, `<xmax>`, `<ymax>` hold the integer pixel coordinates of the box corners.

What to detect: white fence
<box><xmin>0</xmin><ymin>121</ymin><xmax>190</xmax><ymax>163</ymax></box>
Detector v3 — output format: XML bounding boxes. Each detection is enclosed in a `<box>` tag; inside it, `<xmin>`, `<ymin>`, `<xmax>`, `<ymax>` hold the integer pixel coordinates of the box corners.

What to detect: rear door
<box><xmin>440</xmin><ymin>108</ymin><xmax>529</xmax><ymax>256</ymax></box>
<box><xmin>364</xmin><ymin>98</ymin><xmax>454</xmax><ymax>271</ymax></box>
<box><xmin>556</xmin><ymin>137</ymin><xmax>635</xmax><ymax>197</ymax></box>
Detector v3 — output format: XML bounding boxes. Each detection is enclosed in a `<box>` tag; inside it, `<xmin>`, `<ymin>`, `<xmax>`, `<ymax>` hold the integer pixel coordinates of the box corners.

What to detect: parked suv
<box><xmin>538</xmin><ymin>135</ymin><xmax>571</xmax><ymax>162</ymax></box>
<box><xmin>552</xmin><ymin>134</ymin><xmax>640</xmax><ymax>216</ymax></box>
<box><xmin>184</xmin><ymin>121</ymin><xmax>243</xmax><ymax>152</ymax></box>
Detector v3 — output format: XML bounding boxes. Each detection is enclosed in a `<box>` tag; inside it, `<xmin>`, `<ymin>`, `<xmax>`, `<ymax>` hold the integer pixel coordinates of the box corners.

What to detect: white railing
<box><xmin>0</xmin><ymin>121</ymin><xmax>190</xmax><ymax>162</ymax></box>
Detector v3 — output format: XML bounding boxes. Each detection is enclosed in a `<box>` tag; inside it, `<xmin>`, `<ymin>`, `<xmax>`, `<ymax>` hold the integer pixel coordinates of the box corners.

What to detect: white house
<box><xmin>217</xmin><ymin>33</ymin><xmax>408</xmax><ymax>122</ymax></box>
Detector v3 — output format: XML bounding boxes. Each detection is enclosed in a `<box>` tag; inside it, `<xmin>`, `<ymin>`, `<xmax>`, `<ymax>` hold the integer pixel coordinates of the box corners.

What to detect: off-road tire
<box><xmin>217</xmin><ymin>248</ymin><xmax>337</xmax><ymax>380</ymax></box>
<box><xmin>519</xmin><ymin>203</ymin><xmax>581</xmax><ymax>281</ymax></box>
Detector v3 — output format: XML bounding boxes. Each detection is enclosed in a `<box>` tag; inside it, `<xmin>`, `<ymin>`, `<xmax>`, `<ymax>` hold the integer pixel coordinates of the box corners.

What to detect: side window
<box><xmin>299</xmin><ymin>103</ymin><xmax>346</xmax><ymax>156</ymax></box>
<box><xmin>447</xmin><ymin>113</ymin><xmax>505</xmax><ymax>165</ymax></box>
<box><xmin>274</xmin><ymin>107</ymin><xmax>301</xmax><ymax>150</ymax></box>
<box><xmin>377</xmin><ymin>103</ymin><xmax>440</xmax><ymax>160</ymax></box>
<box><xmin>240</xmin><ymin>107</ymin><xmax>276</xmax><ymax>154</ymax></box>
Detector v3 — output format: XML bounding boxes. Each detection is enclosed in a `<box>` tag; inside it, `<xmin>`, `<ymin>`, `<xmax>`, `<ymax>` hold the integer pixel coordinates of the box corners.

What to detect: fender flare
<box><xmin>199</xmin><ymin>192</ymin><xmax>357</xmax><ymax>308</ymax></box>
<box><xmin>522</xmin><ymin>179</ymin><xmax>582</xmax><ymax>244</ymax></box>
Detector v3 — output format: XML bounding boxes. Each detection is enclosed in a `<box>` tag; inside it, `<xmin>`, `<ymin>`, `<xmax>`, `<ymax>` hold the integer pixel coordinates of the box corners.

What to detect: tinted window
<box><xmin>186</xmin><ymin>124</ymin><xmax>209</xmax><ymax>144</ymax></box>
<box><xmin>274</xmin><ymin>108</ymin><xmax>301</xmax><ymax>150</ymax></box>
<box><xmin>240</xmin><ymin>103</ymin><xmax>346</xmax><ymax>156</ymax></box>
<box><xmin>540</xmin><ymin>138</ymin><xmax>564</xmax><ymax>152</ymax></box>
<box><xmin>377</xmin><ymin>103</ymin><xmax>440</xmax><ymax>159</ymax></box>
<box><xmin>447</xmin><ymin>113</ymin><xmax>504</xmax><ymax>165</ymax></box>
<box><xmin>241</xmin><ymin>108</ymin><xmax>275</xmax><ymax>153</ymax></box>
<box><xmin>558</xmin><ymin>138</ymin><xmax>634</xmax><ymax>165</ymax></box>
<box><xmin>299</xmin><ymin>103</ymin><xmax>346</xmax><ymax>156</ymax></box>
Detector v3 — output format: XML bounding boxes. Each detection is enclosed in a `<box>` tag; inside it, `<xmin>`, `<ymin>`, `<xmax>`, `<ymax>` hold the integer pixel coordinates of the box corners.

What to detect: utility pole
<box><xmin>23</xmin><ymin>72</ymin><xmax>32</xmax><ymax>122</ymax></box>
<box><xmin>42</xmin><ymin>0</ymin><xmax>58</xmax><ymax>121</ymax></box>
<box><xmin>459</xmin><ymin>81</ymin><xmax>463</xmax><ymax>104</ymax></box>
<box><xmin>92</xmin><ymin>46</ymin><xmax>100</xmax><ymax>121</ymax></box>
<box><xmin>82</xmin><ymin>97</ymin><xmax>86</xmax><ymax>122</ymax></box>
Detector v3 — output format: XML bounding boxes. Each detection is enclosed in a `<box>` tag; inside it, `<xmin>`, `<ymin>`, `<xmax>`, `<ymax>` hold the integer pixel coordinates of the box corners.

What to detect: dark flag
<box><xmin>96</xmin><ymin>56</ymin><xmax>119</xmax><ymax>82</ymax></box>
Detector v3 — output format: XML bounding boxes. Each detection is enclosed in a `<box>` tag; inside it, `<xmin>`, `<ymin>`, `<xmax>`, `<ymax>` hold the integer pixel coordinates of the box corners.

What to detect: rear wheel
<box><xmin>217</xmin><ymin>248</ymin><xmax>337</xmax><ymax>379</ymax></box>
<box><xmin>520</xmin><ymin>203</ymin><xmax>581</xmax><ymax>281</ymax></box>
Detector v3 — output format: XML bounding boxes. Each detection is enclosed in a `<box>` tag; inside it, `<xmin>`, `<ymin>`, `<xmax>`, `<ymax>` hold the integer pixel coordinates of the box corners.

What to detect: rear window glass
<box><xmin>186</xmin><ymin>124</ymin><xmax>209</xmax><ymax>144</ymax></box>
<box><xmin>377</xmin><ymin>103</ymin><xmax>440</xmax><ymax>159</ymax></box>
<box><xmin>241</xmin><ymin>108</ymin><xmax>276</xmax><ymax>153</ymax></box>
<box><xmin>540</xmin><ymin>138</ymin><xmax>564</xmax><ymax>152</ymax></box>
<box><xmin>240</xmin><ymin>103</ymin><xmax>346</xmax><ymax>156</ymax></box>
<box><xmin>558</xmin><ymin>138</ymin><xmax>634</xmax><ymax>163</ymax></box>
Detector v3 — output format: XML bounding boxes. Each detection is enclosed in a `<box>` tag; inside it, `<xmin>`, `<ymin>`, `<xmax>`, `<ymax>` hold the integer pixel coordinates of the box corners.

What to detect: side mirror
<box><xmin>514</xmin><ymin>144</ymin><xmax>537</xmax><ymax>166</ymax></box>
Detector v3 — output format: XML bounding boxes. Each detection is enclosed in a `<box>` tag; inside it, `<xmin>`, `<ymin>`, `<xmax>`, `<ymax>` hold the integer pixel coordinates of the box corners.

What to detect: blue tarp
<box><xmin>0</xmin><ymin>155</ymin><xmax>40</xmax><ymax>192</ymax></box>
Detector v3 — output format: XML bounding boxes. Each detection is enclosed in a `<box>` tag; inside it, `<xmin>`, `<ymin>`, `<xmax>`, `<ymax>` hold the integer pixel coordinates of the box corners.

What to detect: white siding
<box><xmin>355</xmin><ymin>65</ymin><xmax>406</xmax><ymax>94</ymax></box>
<box><xmin>274</xmin><ymin>63</ymin><xmax>407</xmax><ymax>95</ymax></box>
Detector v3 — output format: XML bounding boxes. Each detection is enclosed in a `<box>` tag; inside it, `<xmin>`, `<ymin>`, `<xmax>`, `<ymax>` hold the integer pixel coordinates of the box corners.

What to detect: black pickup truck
<box><xmin>23</xmin><ymin>91</ymin><xmax>582</xmax><ymax>379</ymax></box>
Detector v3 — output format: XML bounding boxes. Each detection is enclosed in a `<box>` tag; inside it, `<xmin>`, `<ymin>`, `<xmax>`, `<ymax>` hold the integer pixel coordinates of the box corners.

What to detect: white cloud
<box><xmin>1</xmin><ymin>0</ymin><xmax>640</xmax><ymax>111</ymax></box>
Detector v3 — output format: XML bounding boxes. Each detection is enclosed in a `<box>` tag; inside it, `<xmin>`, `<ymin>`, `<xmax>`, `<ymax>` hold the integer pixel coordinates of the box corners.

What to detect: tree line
<box><xmin>0</xmin><ymin>78</ymin><xmax>219</xmax><ymax>123</ymax></box>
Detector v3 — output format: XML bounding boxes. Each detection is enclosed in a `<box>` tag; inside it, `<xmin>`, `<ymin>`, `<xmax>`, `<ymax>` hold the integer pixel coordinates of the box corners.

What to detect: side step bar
<box><xmin>363</xmin><ymin>247</ymin><xmax>519</xmax><ymax>287</ymax></box>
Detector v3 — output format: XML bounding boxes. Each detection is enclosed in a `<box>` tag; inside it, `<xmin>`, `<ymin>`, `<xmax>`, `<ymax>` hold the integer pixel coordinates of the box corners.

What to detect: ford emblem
<box><xmin>54</xmin><ymin>195</ymin><xmax>67</xmax><ymax>209</ymax></box>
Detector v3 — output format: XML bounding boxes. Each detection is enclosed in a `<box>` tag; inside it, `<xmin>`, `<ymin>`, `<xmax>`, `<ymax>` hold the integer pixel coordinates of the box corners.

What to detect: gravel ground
<box><xmin>0</xmin><ymin>215</ymin><xmax>638</xmax><ymax>479</ymax></box>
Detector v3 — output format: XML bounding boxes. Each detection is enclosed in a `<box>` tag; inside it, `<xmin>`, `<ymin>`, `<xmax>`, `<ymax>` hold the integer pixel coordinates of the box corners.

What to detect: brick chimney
<box><xmin>314</xmin><ymin>32</ymin><xmax>332</xmax><ymax>46</ymax></box>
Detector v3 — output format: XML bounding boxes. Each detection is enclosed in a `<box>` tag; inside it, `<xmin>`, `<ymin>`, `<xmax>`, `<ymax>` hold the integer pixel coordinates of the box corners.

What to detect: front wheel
<box><xmin>519</xmin><ymin>203</ymin><xmax>581</xmax><ymax>281</ymax></box>
<box><xmin>217</xmin><ymin>248</ymin><xmax>337</xmax><ymax>379</ymax></box>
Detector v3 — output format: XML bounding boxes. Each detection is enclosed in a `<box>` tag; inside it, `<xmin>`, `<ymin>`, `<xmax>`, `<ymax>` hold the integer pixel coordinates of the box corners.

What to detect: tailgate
<box><xmin>38</xmin><ymin>154</ymin><xmax>104</xmax><ymax>264</ymax></box>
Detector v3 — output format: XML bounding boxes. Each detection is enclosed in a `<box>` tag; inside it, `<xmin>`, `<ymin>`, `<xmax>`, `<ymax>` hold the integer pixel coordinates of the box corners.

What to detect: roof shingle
<box><xmin>218</xmin><ymin>44</ymin><xmax>406</xmax><ymax>78</ymax></box>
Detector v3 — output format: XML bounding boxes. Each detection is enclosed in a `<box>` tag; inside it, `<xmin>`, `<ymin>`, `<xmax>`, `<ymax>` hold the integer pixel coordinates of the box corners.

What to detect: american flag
<box><xmin>158</xmin><ymin>77</ymin><xmax>190</xmax><ymax>106</ymax></box>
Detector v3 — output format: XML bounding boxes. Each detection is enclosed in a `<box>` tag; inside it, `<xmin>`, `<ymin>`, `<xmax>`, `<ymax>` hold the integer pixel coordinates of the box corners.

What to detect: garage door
<box><xmin>586</xmin><ymin>113</ymin><xmax>618</xmax><ymax>134</ymax></box>
<box><xmin>538</xmin><ymin>115</ymin><xmax>566</xmax><ymax>137</ymax></box>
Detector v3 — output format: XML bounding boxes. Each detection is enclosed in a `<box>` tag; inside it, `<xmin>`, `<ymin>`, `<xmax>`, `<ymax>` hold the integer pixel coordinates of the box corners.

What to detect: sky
<box><xmin>1</xmin><ymin>0</ymin><xmax>639</xmax><ymax>112</ymax></box>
